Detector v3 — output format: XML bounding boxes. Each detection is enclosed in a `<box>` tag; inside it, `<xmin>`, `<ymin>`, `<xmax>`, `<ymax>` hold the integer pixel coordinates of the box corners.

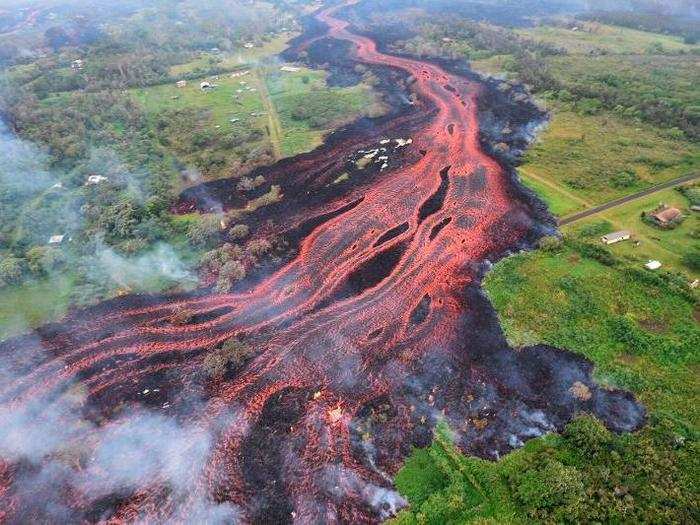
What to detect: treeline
<box><xmin>392</xmin><ymin>16</ymin><xmax>564</xmax><ymax>61</ymax></box>
<box><xmin>581</xmin><ymin>10</ymin><xmax>700</xmax><ymax>44</ymax></box>
<box><xmin>393</xmin><ymin>416</ymin><xmax>697</xmax><ymax>524</ymax></box>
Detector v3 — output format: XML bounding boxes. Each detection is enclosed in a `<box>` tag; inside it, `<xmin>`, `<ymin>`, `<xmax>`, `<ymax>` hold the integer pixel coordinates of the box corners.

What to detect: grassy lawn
<box><xmin>0</xmin><ymin>273</ymin><xmax>74</xmax><ymax>340</ymax></box>
<box><xmin>265</xmin><ymin>66</ymin><xmax>384</xmax><ymax>157</ymax></box>
<box><xmin>520</xmin><ymin>108</ymin><xmax>699</xmax><ymax>212</ymax></box>
<box><xmin>485</xmin><ymin>248</ymin><xmax>699</xmax><ymax>423</ymax></box>
<box><xmin>517</xmin><ymin>22</ymin><xmax>697</xmax><ymax>55</ymax></box>
<box><xmin>169</xmin><ymin>33</ymin><xmax>297</xmax><ymax>76</ymax></box>
<box><xmin>132</xmin><ymin>65</ymin><xmax>384</xmax><ymax>179</ymax></box>
<box><xmin>133</xmin><ymin>73</ymin><xmax>267</xmax><ymax>131</ymax></box>
<box><xmin>564</xmin><ymin>188</ymin><xmax>700</xmax><ymax>278</ymax></box>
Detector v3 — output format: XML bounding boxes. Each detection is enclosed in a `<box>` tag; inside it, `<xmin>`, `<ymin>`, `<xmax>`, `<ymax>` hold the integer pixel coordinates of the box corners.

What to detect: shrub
<box><xmin>610</xmin><ymin>169</ymin><xmax>638</xmax><ymax>188</ymax></box>
<box><xmin>215</xmin><ymin>260</ymin><xmax>246</xmax><ymax>292</ymax></box>
<box><xmin>247</xmin><ymin>238</ymin><xmax>273</xmax><ymax>258</ymax></box>
<box><xmin>229</xmin><ymin>223</ymin><xmax>250</xmax><ymax>240</ymax></box>
<box><xmin>537</xmin><ymin>235</ymin><xmax>563</xmax><ymax>253</ymax></box>
<box><xmin>202</xmin><ymin>337</ymin><xmax>255</xmax><ymax>378</ymax></box>
<box><xmin>25</xmin><ymin>246</ymin><xmax>65</xmax><ymax>274</ymax></box>
<box><xmin>186</xmin><ymin>214</ymin><xmax>221</xmax><ymax>247</ymax></box>
<box><xmin>201</xmin><ymin>243</ymin><xmax>243</xmax><ymax>274</ymax></box>
<box><xmin>682</xmin><ymin>249</ymin><xmax>700</xmax><ymax>271</ymax></box>
<box><xmin>0</xmin><ymin>256</ymin><xmax>25</xmax><ymax>286</ymax></box>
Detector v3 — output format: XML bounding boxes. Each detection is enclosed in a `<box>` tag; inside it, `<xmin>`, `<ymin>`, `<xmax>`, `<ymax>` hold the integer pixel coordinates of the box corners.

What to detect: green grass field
<box><xmin>169</xmin><ymin>34</ymin><xmax>296</xmax><ymax>77</ymax></box>
<box><xmin>520</xmin><ymin>108</ymin><xmax>699</xmax><ymax>214</ymax></box>
<box><xmin>133</xmin><ymin>65</ymin><xmax>384</xmax><ymax>179</ymax></box>
<box><xmin>265</xmin><ymin>66</ymin><xmax>384</xmax><ymax>156</ymax></box>
<box><xmin>391</xmin><ymin>244</ymin><xmax>699</xmax><ymax>524</ymax></box>
<box><xmin>564</xmin><ymin>188</ymin><xmax>700</xmax><ymax>278</ymax></box>
<box><xmin>517</xmin><ymin>22</ymin><xmax>697</xmax><ymax>55</ymax></box>
<box><xmin>0</xmin><ymin>273</ymin><xmax>74</xmax><ymax>339</ymax></box>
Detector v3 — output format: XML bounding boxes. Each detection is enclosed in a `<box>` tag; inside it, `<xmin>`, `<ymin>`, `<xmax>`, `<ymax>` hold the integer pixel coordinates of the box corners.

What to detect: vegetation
<box><xmin>366</xmin><ymin>12</ymin><xmax>700</xmax><ymax>519</ymax></box>
<box><xmin>565</xmin><ymin>188</ymin><xmax>699</xmax><ymax>277</ymax></box>
<box><xmin>202</xmin><ymin>337</ymin><xmax>255</xmax><ymax>378</ymax></box>
<box><xmin>393</xmin><ymin>232</ymin><xmax>699</xmax><ymax>523</ymax></box>
<box><xmin>519</xmin><ymin>109</ymin><xmax>698</xmax><ymax>214</ymax></box>
<box><xmin>392</xmin><ymin>416</ymin><xmax>697</xmax><ymax>524</ymax></box>
<box><xmin>0</xmin><ymin>0</ymin><xmax>385</xmax><ymax>339</ymax></box>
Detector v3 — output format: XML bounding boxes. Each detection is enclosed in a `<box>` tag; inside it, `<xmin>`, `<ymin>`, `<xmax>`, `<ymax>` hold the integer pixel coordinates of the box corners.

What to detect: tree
<box><xmin>186</xmin><ymin>215</ymin><xmax>221</xmax><ymax>248</ymax></box>
<box><xmin>0</xmin><ymin>256</ymin><xmax>24</xmax><ymax>286</ymax></box>
<box><xmin>229</xmin><ymin>224</ymin><xmax>250</xmax><ymax>240</ymax></box>
<box><xmin>681</xmin><ymin>249</ymin><xmax>700</xmax><ymax>271</ymax></box>
<box><xmin>215</xmin><ymin>260</ymin><xmax>246</xmax><ymax>292</ymax></box>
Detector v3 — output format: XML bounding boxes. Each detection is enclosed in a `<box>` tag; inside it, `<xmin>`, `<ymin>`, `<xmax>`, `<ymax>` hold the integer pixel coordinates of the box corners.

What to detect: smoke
<box><xmin>0</xmin><ymin>347</ymin><xmax>239</xmax><ymax>521</ymax></box>
<box><xmin>93</xmin><ymin>242</ymin><xmax>198</xmax><ymax>292</ymax></box>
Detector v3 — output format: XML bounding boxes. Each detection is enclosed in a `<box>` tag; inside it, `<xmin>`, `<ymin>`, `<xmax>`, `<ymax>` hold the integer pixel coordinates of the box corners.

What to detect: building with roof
<box><xmin>600</xmin><ymin>230</ymin><xmax>631</xmax><ymax>245</ymax></box>
<box><xmin>645</xmin><ymin>205</ymin><xmax>683</xmax><ymax>228</ymax></box>
<box><xmin>645</xmin><ymin>260</ymin><xmax>662</xmax><ymax>270</ymax></box>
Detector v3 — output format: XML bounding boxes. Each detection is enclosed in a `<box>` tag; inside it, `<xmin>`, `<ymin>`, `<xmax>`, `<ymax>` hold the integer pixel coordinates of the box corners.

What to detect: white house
<box><xmin>601</xmin><ymin>230</ymin><xmax>631</xmax><ymax>245</ymax></box>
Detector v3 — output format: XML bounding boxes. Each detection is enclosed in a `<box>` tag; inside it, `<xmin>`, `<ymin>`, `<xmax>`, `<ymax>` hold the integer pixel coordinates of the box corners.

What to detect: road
<box><xmin>558</xmin><ymin>173</ymin><xmax>700</xmax><ymax>226</ymax></box>
<box><xmin>253</xmin><ymin>69</ymin><xmax>283</xmax><ymax>160</ymax></box>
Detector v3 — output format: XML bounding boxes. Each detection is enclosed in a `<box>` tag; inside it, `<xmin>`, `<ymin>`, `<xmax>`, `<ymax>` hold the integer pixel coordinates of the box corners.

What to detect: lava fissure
<box><xmin>0</xmin><ymin>1</ymin><xmax>644</xmax><ymax>523</ymax></box>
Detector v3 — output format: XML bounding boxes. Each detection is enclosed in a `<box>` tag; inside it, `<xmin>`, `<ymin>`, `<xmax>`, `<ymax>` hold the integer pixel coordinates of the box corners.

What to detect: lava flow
<box><xmin>0</xmin><ymin>2</ymin><xmax>644</xmax><ymax>524</ymax></box>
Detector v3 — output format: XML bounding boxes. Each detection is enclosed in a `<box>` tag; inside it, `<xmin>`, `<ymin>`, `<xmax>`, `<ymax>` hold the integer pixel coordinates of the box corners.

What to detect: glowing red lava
<box><xmin>0</xmin><ymin>2</ymin><xmax>643</xmax><ymax>523</ymax></box>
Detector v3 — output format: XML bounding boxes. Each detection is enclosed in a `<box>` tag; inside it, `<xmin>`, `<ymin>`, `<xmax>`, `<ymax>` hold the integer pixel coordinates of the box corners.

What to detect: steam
<box><xmin>94</xmin><ymin>242</ymin><xmax>197</xmax><ymax>292</ymax></box>
<box><xmin>0</xmin><ymin>344</ymin><xmax>238</xmax><ymax>521</ymax></box>
<box><xmin>0</xmin><ymin>122</ymin><xmax>56</xmax><ymax>194</ymax></box>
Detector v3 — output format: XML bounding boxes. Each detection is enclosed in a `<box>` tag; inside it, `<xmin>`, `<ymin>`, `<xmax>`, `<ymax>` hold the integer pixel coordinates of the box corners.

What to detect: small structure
<box><xmin>86</xmin><ymin>175</ymin><xmax>108</xmax><ymax>185</ymax></box>
<box><xmin>176</xmin><ymin>80</ymin><xmax>187</xmax><ymax>88</ymax></box>
<box><xmin>230</xmin><ymin>70</ymin><xmax>250</xmax><ymax>78</ymax></box>
<box><xmin>645</xmin><ymin>260</ymin><xmax>662</xmax><ymax>270</ymax></box>
<box><xmin>200</xmin><ymin>81</ymin><xmax>212</xmax><ymax>90</ymax></box>
<box><xmin>243</xmin><ymin>42</ymin><xmax>255</xmax><ymax>49</ymax></box>
<box><xmin>601</xmin><ymin>230</ymin><xmax>631</xmax><ymax>245</ymax></box>
<box><xmin>48</xmin><ymin>234</ymin><xmax>66</xmax><ymax>245</ymax></box>
<box><xmin>71</xmin><ymin>59</ymin><xmax>84</xmax><ymax>70</ymax></box>
<box><xmin>645</xmin><ymin>205</ymin><xmax>683</xmax><ymax>228</ymax></box>
<box><xmin>691</xmin><ymin>205</ymin><xmax>700</xmax><ymax>212</ymax></box>
<box><xmin>280</xmin><ymin>65</ymin><xmax>301</xmax><ymax>73</ymax></box>
<box><xmin>690</xmin><ymin>279</ymin><xmax>699</xmax><ymax>289</ymax></box>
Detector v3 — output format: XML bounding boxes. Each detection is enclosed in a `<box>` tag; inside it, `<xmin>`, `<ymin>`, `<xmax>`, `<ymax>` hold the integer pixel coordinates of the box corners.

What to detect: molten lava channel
<box><xmin>0</xmin><ymin>2</ymin><xmax>644</xmax><ymax>523</ymax></box>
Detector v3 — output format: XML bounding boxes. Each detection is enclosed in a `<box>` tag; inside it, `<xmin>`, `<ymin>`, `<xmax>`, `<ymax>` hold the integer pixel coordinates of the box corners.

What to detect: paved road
<box><xmin>558</xmin><ymin>173</ymin><xmax>700</xmax><ymax>226</ymax></box>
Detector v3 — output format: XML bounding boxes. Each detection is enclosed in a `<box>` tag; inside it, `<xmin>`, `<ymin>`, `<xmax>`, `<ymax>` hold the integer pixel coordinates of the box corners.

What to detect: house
<box><xmin>86</xmin><ymin>175</ymin><xmax>108</xmax><ymax>185</ymax></box>
<box><xmin>646</xmin><ymin>205</ymin><xmax>682</xmax><ymax>227</ymax></box>
<box><xmin>176</xmin><ymin>80</ymin><xmax>187</xmax><ymax>88</ymax></box>
<box><xmin>280</xmin><ymin>65</ymin><xmax>301</xmax><ymax>73</ymax></box>
<box><xmin>601</xmin><ymin>230</ymin><xmax>631</xmax><ymax>245</ymax></box>
<box><xmin>200</xmin><ymin>81</ymin><xmax>212</xmax><ymax>90</ymax></box>
<box><xmin>230</xmin><ymin>70</ymin><xmax>250</xmax><ymax>78</ymax></box>
<box><xmin>243</xmin><ymin>42</ymin><xmax>255</xmax><ymax>49</ymax></box>
<box><xmin>71</xmin><ymin>59</ymin><xmax>84</xmax><ymax>70</ymax></box>
<box><xmin>645</xmin><ymin>260</ymin><xmax>662</xmax><ymax>270</ymax></box>
<box><xmin>48</xmin><ymin>234</ymin><xmax>66</xmax><ymax>245</ymax></box>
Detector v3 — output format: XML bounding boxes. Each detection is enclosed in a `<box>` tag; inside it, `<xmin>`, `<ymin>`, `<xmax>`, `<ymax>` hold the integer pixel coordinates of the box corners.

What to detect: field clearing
<box><xmin>564</xmin><ymin>187</ymin><xmax>700</xmax><ymax>278</ymax></box>
<box><xmin>169</xmin><ymin>33</ymin><xmax>297</xmax><ymax>76</ymax></box>
<box><xmin>517</xmin><ymin>22</ymin><xmax>697</xmax><ymax>54</ymax></box>
<box><xmin>132</xmin><ymin>64</ymin><xmax>383</xmax><ymax>178</ymax></box>
<box><xmin>521</xmin><ymin>108</ymin><xmax>700</xmax><ymax>209</ymax></box>
<box><xmin>484</xmin><ymin>250</ymin><xmax>699</xmax><ymax>425</ymax></box>
<box><xmin>0</xmin><ymin>273</ymin><xmax>74</xmax><ymax>339</ymax></box>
